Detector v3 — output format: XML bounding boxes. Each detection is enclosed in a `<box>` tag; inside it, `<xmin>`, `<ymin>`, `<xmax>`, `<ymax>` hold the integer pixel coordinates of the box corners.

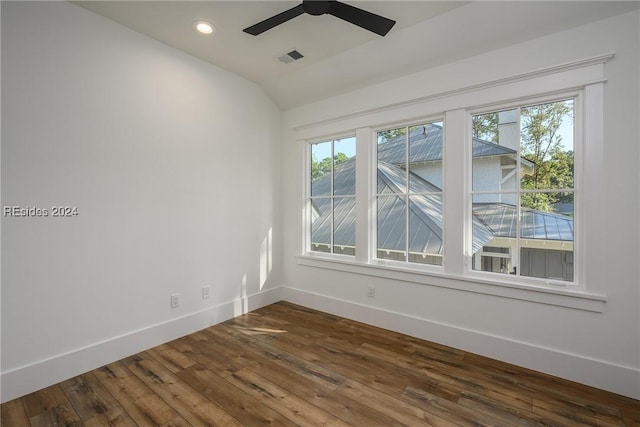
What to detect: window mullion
<box><xmin>330</xmin><ymin>140</ymin><xmax>335</xmax><ymax>253</ymax></box>
<box><xmin>355</xmin><ymin>127</ymin><xmax>373</xmax><ymax>263</ymax></box>
<box><xmin>303</xmin><ymin>142</ymin><xmax>309</xmax><ymax>254</ymax></box>
<box><xmin>444</xmin><ymin>109</ymin><xmax>467</xmax><ymax>276</ymax></box>
<box><xmin>405</xmin><ymin>128</ymin><xmax>410</xmax><ymax>262</ymax></box>
<box><xmin>514</xmin><ymin>107</ymin><xmax>522</xmax><ymax>276</ymax></box>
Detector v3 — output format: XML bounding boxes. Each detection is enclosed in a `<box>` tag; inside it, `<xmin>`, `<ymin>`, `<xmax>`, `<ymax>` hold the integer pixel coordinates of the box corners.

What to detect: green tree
<box><xmin>311</xmin><ymin>152</ymin><xmax>349</xmax><ymax>180</ymax></box>
<box><xmin>377</xmin><ymin>127</ymin><xmax>407</xmax><ymax>143</ymax></box>
<box><xmin>471</xmin><ymin>102</ymin><xmax>574</xmax><ymax>212</ymax></box>
<box><xmin>472</xmin><ymin>113</ymin><xmax>499</xmax><ymax>143</ymax></box>
<box><xmin>520</xmin><ymin>101</ymin><xmax>572</xmax><ymax>212</ymax></box>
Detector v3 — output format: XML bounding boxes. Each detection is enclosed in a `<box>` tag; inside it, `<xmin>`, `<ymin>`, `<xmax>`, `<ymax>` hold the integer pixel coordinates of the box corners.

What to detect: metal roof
<box><xmin>377</xmin><ymin>124</ymin><xmax>518</xmax><ymax>165</ymax></box>
<box><xmin>311</xmin><ymin>157</ymin><xmax>356</xmax><ymax>197</ymax></box>
<box><xmin>473</xmin><ymin>203</ymin><xmax>574</xmax><ymax>241</ymax></box>
<box><xmin>311</xmin><ymin>161</ymin><xmax>495</xmax><ymax>254</ymax></box>
<box><xmin>377</xmin><ymin>162</ymin><xmax>444</xmax><ymax>254</ymax></box>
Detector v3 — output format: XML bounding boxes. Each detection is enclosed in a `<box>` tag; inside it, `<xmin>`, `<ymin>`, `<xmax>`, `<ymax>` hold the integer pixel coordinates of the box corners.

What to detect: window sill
<box><xmin>296</xmin><ymin>254</ymin><xmax>606</xmax><ymax>313</ymax></box>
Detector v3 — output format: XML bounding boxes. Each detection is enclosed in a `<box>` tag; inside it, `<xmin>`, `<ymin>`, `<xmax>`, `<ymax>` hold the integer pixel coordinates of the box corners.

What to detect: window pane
<box><xmin>520</xmin><ymin>189</ymin><xmax>574</xmax><ymax>282</ymax></box>
<box><xmin>472</xmin><ymin>112</ymin><xmax>499</xmax><ymax>143</ymax></box>
<box><xmin>472</xmin><ymin>110</ymin><xmax>518</xmax><ymax>193</ymax></box>
<box><xmin>311</xmin><ymin>141</ymin><xmax>332</xmax><ymax>196</ymax></box>
<box><xmin>409</xmin><ymin>195</ymin><xmax>443</xmax><ymax>265</ymax></box>
<box><xmin>333</xmin><ymin>136</ymin><xmax>356</xmax><ymax>196</ymax></box>
<box><xmin>310</xmin><ymin>198</ymin><xmax>331</xmax><ymax>253</ymax></box>
<box><xmin>409</xmin><ymin>122</ymin><xmax>443</xmax><ymax>191</ymax></box>
<box><xmin>471</xmin><ymin>194</ymin><xmax>515</xmax><ymax>274</ymax></box>
<box><xmin>520</xmin><ymin>192</ymin><xmax>574</xmax><ymax>241</ymax></box>
<box><xmin>333</xmin><ymin>197</ymin><xmax>356</xmax><ymax>255</ymax></box>
<box><xmin>377</xmin><ymin>195</ymin><xmax>406</xmax><ymax>261</ymax></box>
<box><xmin>309</xmin><ymin>136</ymin><xmax>357</xmax><ymax>256</ymax></box>
<box><xmin>472</xmin><ymin>247</ymin><xmax>513</xmax><ymax>275</ymax></box>
<box><xmin>377</xmin><ymin>123</ymin><xmax>444</xmax><ymax>266</ymax></box>
<box><xmin>377</xmin><ymin>126</ymin><xmax>407</xmax><ymax>191</ymax></box>
<box><xmin>520</xmin><ymin>248</ymin><xmax>574</xmax><ymax>281</ymax></box>
<box><xmin>520</xmin><ymin>100</ymin><xmax>574</xmax><ymax>191</ymax></box>
<box><xmin>471</xmin><ymin>100</ymin><xmax>576</xmax><ymax>283</ymax></box>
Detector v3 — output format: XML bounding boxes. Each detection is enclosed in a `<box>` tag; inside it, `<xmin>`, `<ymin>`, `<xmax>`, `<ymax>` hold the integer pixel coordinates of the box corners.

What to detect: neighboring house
<box><xmin>311</xmin><ymin>123</ymin><xmax>574</xmax><ymax>281</ymax></box>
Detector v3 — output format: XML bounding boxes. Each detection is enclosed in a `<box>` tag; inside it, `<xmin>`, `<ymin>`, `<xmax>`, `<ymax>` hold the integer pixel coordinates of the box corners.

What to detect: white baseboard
<box><xmin>280</xmin><ymin>286</ymin><xmax>640</xmax><ymax>400</ymax></box>
<box><xmin>0</xmin><ymin>287</ymin><xmax>281</xmax><ymax>403</ymax></box>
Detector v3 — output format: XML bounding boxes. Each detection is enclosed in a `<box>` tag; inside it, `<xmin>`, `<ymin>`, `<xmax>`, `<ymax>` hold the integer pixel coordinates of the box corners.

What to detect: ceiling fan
<box><xmin>243</xmin><ymin>1</ymin><xmax>396</xmax><ymax>37</ymax></box>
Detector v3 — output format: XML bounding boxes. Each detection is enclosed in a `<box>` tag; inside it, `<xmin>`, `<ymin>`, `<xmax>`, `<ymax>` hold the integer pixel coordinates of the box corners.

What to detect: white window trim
<box><xmin>304</xmin><ymin>134</ymin><xmax>358</xmax><ymax>257</ymax></box>
<box><xmin>298</xmin><ymin>53</ymin><xmax>613</xmax><ymax>312</ymax></box>
<box><xmin>295</xmin><ymin>255</ymin><xmax>605</xmax><ymax>312</ymax></box>
<box><xmin>464</xmin><ymin>91</ymin><xmax>581</xmax><ymax>286</ymax></box>
<box><xmin>373</xmin><ymin>117</ymin><xmax>446</xmax><ymax>268</ymax></box>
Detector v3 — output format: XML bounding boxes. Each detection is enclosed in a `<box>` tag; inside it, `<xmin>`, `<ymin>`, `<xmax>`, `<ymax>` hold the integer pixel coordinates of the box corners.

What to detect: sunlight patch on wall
<box><xmin>234</xmin><ymin>273</ymin><xmax>249</xmax><ymax>316</ymax></box>
<box><xmin>260</xmin><ymin>227</ymin><xmax>273</xmax><ymax>290</ymax></box>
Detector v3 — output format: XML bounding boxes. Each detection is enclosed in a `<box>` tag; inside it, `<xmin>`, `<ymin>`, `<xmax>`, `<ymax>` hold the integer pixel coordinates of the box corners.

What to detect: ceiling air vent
<box><xmin>278</xmin><ymin>50</ymin><xmax>304</xmax><ymax>64</ymax></box>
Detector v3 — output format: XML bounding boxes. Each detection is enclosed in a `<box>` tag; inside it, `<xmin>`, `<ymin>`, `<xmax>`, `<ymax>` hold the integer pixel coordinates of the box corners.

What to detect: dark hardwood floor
<box><xmin>2</xmin><ymin>301</ymin><xmax>639</xmax><ymax>426</ymax></box>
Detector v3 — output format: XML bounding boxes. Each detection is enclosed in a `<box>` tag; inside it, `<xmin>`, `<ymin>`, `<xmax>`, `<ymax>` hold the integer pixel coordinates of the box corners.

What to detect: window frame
<box><xmin>464</xmin><ymin>90</ymin><xmax>582</xmax><ymax>287</ymax></box>
<box><xmin>305</xmin><ymin>133</ymin><xmax>358</xmax><ymax>260</ymax></box>
<box><xmin>373</xmin><ymin>118</ymin><xmax>446</xmax><ymax>269</ymax></box>
<box><xmin>297</xmin><ymin>54</ymin><xmax>610</xmax><ymax>312</ymax></box>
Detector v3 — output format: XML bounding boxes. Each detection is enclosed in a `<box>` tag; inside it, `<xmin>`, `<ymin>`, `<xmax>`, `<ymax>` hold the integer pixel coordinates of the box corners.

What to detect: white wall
<box><xmin>1</xmin><ymin>1</ymin><xmax>281</xmax><ymax>401</ymax></box>
<box><xmin>281</xmin><ymin>9</ymin><xmax>640</xmax><ymax>398</ymax></box>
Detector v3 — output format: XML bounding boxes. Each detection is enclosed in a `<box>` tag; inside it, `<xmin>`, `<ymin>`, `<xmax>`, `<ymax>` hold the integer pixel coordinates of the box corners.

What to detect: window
<box><xmin>471</xmin><ymin>99</ymin><xmax>575</xmax><ymax>282</ymax></box>
<box><xmin>309</xmin><ymin>136</ymin><xmax>356</xmax><ymax>255</ymax></box>
<box><xmin>299</xmin><ymin>55</ymin><xmax>609</xmax><ymax>307</ymax></box>
<box><xmin>376</xmin><ymin>121</ymin><xmax>444</xmax><ymax>265</ymax></box>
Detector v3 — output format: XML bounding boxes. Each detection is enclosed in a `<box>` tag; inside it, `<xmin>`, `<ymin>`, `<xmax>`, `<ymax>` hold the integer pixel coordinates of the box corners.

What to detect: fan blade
<box><xmin>328</xmin><ymin>1</ymin><xmax>395</xmax><ymax>36</ymax></box>
<box><xmin>243</xmin><ymin>4</ymin><xmax>305</xmax><ymax>35</ymax></box>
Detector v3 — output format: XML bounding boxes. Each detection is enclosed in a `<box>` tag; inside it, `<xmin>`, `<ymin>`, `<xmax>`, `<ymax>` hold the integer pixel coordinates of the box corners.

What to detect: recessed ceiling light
<box><xmin>193</xmin><ymin>20</ymin><xmax>215</xmax><ymax>35</ymax></box>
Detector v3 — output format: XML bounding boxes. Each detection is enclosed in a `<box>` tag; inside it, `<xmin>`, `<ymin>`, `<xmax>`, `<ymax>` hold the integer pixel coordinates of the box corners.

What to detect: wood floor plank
<box><xmin>168</xmin><ymin>334</ymin><xmax>256</xmax><ymax>378</ymax></box>
<box><xmin>355</xmin><ymin>341</ymin><xmax>463</xmax><ymax>402</ymax></box>
<box><xmin>304</xmin><ymin>339</ymin><xmax>415</xmax><ymax>398</ymax></box>
<box><xmin>455</xmin><ymin>389</ymin><xmax>547</xmax><ymax>426</ymax></box>
<box><xmin>400</xmin><ymin>385</ymin><xmax>517</xmax><ymax>427</ymax></box>
<box><xmin>620</xmin><ymin>399</ymin><xmax>640</xmax><ymax>426</ymax></box>
<box><xmin>226</xmin><ymin>311</ymin><xmax>294</xmax><ymax>334</ymax></box>
<box><xmin>276</xmin><ymin>371</ymin><xmax>405</xmax><ymax>426</ymax></box>
<box><xmin>93</xmin><ymin>361</ymin><xmax>179</xmax><ymax>426</ymax></box>
<box><xmin>60</xmin><ymin>372</ymin><xmax>121</xmax><ymax>422</ymax></box>
<box><xmin>28</xmin><ymin>402</ymin><xmax>83</xmax><ymax>427</ymax></box>
<box><xmin>123</xmin><ymin>352</ymin><xmax>243</xmax><ymax>427</ymax></box>
<box><xmin>414</xmin><ymin>347</ymin><xmax>543</xmax><ymax>399</ymax></box>
<box><xmin>532</xmin><ymin>397</ymin><xmax>624</xmax><ymax>427</ymax></box>
<box><xmin>0</xmin><ymin>398</ymin><xmax>30</xmax><ymax>426</ymax></box>
<box><xmin>177</xmin><ymin>364</ymin><xmax>298</xmax><ymax>427</ymax></box>
<box><xmin>2</xmin><ymin>301</ymin><xmax>638</xmax><ymax>427</ymax></box>
<box><xmin>337</xmin><ymin>378</ymin><xmax>458</xmax><ymax>427</ymax></box>
<box><xmin>335</xmin><ymin>319</ymin><xmax>420</xmax><ymax>356</ymax></box>
<box><xmin>214</xmin><ymin>322</ymin><xmax>347</xmax><ymax>390</ymax></box>
<box><xmin>226</xmin><ymin>367</ymin><xmax>351</xmax><ymax>426</ymax></box>
<box><xmin>463</xmin><ymin>351</ymin><xmax>626</xmax><ymax>410</ymax></box>
<box><xmin>83</xmin><ymin>406</ymin><xmax>137</xmax><ymax>427</ymax></box>
<box><xmin>21</xmin><ymin>385</ymin><xmax>70</xmax><ymax>419</ymax></box>
<box><xmin>158</xmin><ymin>415</ymin><xmax>194</xmax><ymax>426</ymax></box>
<box><xmin>145</xmin><ymin>343</ymin><xmax>197</xmax><ymax>374</ymax></box>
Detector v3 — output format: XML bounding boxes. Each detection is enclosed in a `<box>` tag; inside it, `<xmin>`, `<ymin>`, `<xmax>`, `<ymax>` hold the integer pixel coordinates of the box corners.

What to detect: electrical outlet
<box><xmin>202</xmin><ymin>286</ymin><xmax>211</xmax><ymax>300</ymax></box>
<box><xmin>170</xmin><ymin>293</ymin><xmax>180</xmax><ymax>308</ymax></box>
<box><xmin>367</xmin><ymin>284</ymin><xmax>375</xmax><ymax>298</ymax></box>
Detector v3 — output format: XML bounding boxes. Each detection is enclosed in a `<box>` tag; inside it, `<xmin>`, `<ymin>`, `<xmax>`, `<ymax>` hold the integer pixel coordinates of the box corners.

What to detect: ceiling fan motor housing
<box><xmin>303</xmin><ymin>1</ymin><xmax>332</xmax><ymax>16</ymax></box>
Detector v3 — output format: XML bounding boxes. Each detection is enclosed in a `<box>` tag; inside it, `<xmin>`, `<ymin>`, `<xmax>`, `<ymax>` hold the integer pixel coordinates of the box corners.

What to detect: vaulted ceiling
<box><xmin>75</xmin><ymin>1</ymin><xmax>638</xmax><ymax>109</ymax></box>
